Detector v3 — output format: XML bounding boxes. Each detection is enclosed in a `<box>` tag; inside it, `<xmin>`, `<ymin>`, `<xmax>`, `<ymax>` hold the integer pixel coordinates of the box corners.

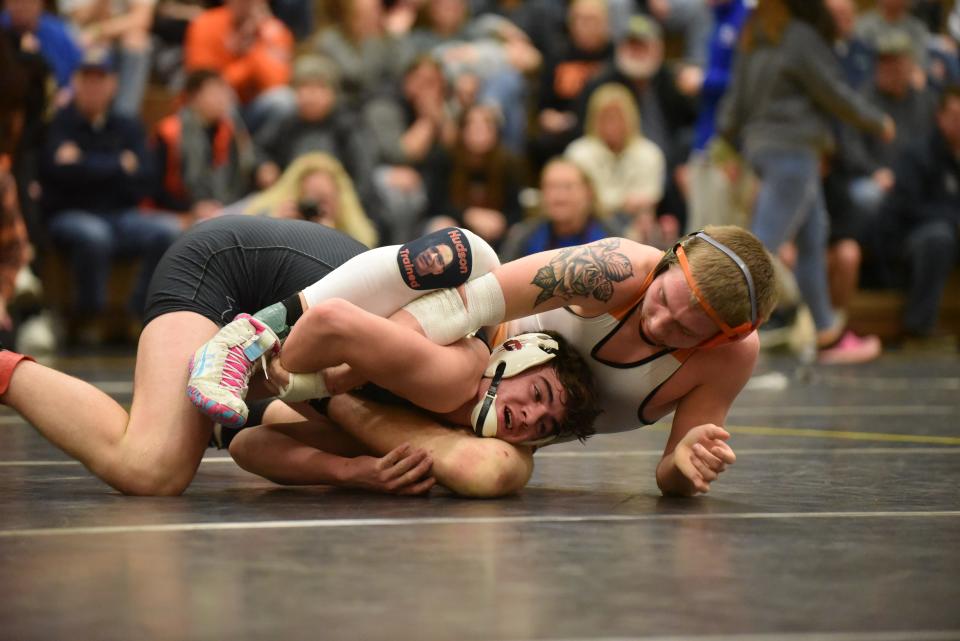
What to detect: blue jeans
<box><xmin>748</xmin><ymin>148</ymin><xmax>836</xmax><ymax>331</ymax></box>
<box><xmin>902</xmin><ymin>219</ymin><xmax>958</xmax><ymax>335</ymax></box>
<box><xmin>47</xmin><ymin>208</ymin><xmax>182</xmax><ymax>317</ymax></box>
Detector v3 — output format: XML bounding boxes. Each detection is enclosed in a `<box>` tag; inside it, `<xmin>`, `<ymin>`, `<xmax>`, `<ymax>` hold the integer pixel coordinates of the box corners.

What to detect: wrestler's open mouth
<box><xmin>504</xmin><ymin>406</ymin><xmax>512</xmax><ymax>430</ymax></box>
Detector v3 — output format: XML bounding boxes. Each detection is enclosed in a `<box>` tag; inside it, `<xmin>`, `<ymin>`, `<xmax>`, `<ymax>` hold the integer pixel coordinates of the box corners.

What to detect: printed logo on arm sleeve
<box><xmin>396</xmin><ymin>227</ymin><xmax>473</xmax><ymax>290</ymax></box>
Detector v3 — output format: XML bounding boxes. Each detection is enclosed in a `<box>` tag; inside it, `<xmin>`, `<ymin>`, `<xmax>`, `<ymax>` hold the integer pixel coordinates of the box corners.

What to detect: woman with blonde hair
<box><xmin>228</xmin><ymin>152</ymin><xmax>379</xmax><ymax>248</ymax></box>
<box><xmin>565</xmin><ymin>82</ymin><xmax>669</xmax><ymax>245</ymax></box>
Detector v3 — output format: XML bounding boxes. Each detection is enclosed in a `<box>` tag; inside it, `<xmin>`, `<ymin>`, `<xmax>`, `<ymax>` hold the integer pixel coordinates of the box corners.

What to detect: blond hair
<box><xmin>243</xmin><ymin>153</ymin><xmax>378</xmax><ymax>248</ymax></box>
<box><xmin>665</xmin><ymin>225</ymin><xmax>778</xmax><ymax>327</ymax></box>
<box><xmin>583</xmin><ymin>83</ymin><xmax>642</xmax><ymax>140</ymax></box>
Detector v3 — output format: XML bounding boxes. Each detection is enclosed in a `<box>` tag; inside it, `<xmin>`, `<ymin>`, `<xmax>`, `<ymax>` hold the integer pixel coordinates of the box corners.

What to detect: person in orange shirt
<box><xmin>184</xmin><ymin>0</ymin><xmax>295</xmax><ymax>133</ymax></box>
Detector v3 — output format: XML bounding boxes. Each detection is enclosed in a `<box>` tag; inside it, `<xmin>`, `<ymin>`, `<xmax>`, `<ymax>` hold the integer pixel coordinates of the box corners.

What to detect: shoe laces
<box><xmin>220</xmin><ymin>344</ymin><xmax>258</xmax><ymax>398</ymax></box>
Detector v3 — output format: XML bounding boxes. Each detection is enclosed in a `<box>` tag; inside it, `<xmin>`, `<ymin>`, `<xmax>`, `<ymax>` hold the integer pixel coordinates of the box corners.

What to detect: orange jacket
<box><xmin>184</xmin><ymin>7</ymin><xmax>293</xmax><ymax>105</ymax></box>
<box><xmin>153</xmin><ymin>113</ymin><xmax>235</xmax><ymax>209</ymax></box>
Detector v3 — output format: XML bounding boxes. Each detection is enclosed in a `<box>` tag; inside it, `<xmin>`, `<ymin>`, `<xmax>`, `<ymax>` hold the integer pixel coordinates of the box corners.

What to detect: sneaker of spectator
<box><xmin>758</xmin><ymin>303</ymin><xmax>817</xmax><ymax>364</ymax></box>
<box><xmin>817</xmin><ymin>329</ymin><xmax>883</xmax><ymax>365</ymax></box>
<box><xmin>14</xmin><ymin>309</ymin><xmax>57</xmax><ymax>354</ymax></box>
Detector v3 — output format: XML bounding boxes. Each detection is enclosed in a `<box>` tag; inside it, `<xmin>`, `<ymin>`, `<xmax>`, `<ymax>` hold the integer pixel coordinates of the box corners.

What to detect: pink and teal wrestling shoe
<box><xmin>187</xmin><ymin>313</ymin><xmax>279</xmax><ymax>427</ymax></box>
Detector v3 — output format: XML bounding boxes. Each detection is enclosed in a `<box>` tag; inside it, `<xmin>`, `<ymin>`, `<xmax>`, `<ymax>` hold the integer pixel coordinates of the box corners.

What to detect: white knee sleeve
<box><xmin>301</xmin><ymin>228</ymin><xmax>499</xmax><ymax>319</ymax></box>
<box><xmin>402</xmin><ymin>272</ymin><xmax>506</xmax><ymax>345</ymax></box>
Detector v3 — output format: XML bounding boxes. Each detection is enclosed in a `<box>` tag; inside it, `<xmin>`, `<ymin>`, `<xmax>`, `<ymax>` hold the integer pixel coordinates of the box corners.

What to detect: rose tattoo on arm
<box><xmin>531</xmin><ymin>238</ymin><xmax>635</xmax><ymax>308</ymax></box>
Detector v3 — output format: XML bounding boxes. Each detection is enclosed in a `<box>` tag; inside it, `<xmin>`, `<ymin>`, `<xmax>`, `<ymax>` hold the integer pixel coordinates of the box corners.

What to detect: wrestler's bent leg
<box><xmin>1</xmin><ymin>311</ymin><xmax>218</xmax><ymax>495</ymax></box>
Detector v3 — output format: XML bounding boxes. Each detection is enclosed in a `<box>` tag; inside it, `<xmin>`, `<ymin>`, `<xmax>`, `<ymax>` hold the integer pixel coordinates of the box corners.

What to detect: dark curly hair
<box><xmin>543</xmin><ymin>330</ymin><xmax>601</xmax><ymax>443</ymax></box>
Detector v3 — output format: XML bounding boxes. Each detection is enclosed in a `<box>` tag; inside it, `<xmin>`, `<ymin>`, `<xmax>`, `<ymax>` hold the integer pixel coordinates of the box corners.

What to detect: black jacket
<box><xmin>40</xmin><ymin>105</ymin><xmax>151</xmax><ymax>215</ymax></box>
<box><xmin>884</xmin><ymin>130</ymin><xmax>960</xmax><ymax>231</ymax></box>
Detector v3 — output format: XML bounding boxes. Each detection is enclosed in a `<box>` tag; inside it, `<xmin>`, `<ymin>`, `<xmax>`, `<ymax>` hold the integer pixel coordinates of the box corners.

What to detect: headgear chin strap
<box><xmin>672</xmin><ymin>231</ymin><xmax>759</xmax><ymax>349</ymax></box>
<box><xmin>470</xmin><ymin>333</ymin><xmax>558</xmax><ymax>446</ymax></box>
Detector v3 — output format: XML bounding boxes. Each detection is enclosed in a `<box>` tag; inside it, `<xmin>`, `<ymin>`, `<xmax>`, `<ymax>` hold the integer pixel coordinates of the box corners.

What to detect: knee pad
<box><xmin>301</xmin><ymin>227</ymin><xmax>500</xmax><ymax>319</ymax></box>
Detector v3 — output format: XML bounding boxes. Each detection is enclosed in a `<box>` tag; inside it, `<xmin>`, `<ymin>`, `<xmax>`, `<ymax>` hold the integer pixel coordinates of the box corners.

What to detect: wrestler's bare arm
<box><xmin>233</xmin><ymin>397</ymin><xmax>533</xmax><ymax>498</ymax></box>
<box><xmin>499</xmin><ymin>238</ymin><xmax>661</xmax><ymax>318</ymax></box>
<box><xmin>324</xmin><ymin>394</ymin><xmax>534</xmax><ymax>498</ymax></box>
<box><xmin>279</xmin><ymin>299</ymin><xmax>489</xmax><ymax>414</ymax></box>
<box><xmin>229</xmin><ymin>415</ymin><xmax>435</xmax><ymax>495</ymax></box>
<box><xmin>654</xmin><ymin>337</ymin><xmax>758</xmax><ymax>496</ymax></box>
<box><xmin>395</xmin><ymin>238</ymin><xmax>662</xmax><ymax>337</ymax></box>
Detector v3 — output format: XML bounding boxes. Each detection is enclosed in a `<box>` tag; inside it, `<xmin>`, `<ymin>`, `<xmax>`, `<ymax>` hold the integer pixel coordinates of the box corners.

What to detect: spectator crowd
<box><xmin>1</xmin><ymin>0</ymin><xmax>958</xmax><ymax>362</ymax></box>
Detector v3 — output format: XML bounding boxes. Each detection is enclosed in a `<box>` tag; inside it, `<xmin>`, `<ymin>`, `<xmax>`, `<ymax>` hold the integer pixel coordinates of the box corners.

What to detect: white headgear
<box><xmin>470</xmin><ymin>333</ymin><xmax>559</xmax><ymax>446</ymax></box>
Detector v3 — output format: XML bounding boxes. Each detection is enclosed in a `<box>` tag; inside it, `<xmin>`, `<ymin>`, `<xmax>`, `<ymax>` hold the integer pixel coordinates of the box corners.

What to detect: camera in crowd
<box><xmin>296</xmin><ymin>199</ymin><xmax>326</xmax><ymax>222</ymax></box>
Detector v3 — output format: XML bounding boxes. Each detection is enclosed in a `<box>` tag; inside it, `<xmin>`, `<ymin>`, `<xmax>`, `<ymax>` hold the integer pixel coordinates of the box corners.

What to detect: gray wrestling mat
<box><xmin>1</xmin><ymin>350</ymin><xmax>958</xmax><ymax>641</ymax></box>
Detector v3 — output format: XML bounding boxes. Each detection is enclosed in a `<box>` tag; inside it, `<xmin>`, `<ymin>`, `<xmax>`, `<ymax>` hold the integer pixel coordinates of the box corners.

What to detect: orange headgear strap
<box><xmin>674</xmin><ymin>231</ymin><xmax>758</xmax><ymax>349</ymax></box>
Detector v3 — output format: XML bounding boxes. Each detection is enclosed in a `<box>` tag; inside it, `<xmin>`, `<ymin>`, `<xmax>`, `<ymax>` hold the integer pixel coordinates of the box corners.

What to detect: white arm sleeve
<box><xmin>300</xmin><ymin>228</ymin><xmax>499</xmax><ymax>318</ymax></box>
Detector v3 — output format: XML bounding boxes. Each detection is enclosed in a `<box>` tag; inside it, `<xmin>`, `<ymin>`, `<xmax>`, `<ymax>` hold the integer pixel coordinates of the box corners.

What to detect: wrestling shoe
<box><xmin>187</xmin><ymin>313</ymin><xmax>279</xmax><ymax>427</ymax></box>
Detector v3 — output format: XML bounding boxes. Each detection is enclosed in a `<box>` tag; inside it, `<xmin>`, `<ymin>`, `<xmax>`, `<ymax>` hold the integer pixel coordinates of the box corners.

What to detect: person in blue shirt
<box><xmin>0</xmin><ymin>0</ymin><xmax>82</xmax><ymax>90</ymax></box>
<box><xmin>500</xmin><ymin>158</ymin><xmax>617</xmax><ymax>261</ymax></box>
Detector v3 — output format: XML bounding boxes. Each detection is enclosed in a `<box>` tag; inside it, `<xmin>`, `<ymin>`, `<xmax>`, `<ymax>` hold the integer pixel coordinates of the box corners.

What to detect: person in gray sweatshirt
<box><xmin>718</xmin><ymin>0</ymin><xmax>895</xmax><ymax>364</ymax></box>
